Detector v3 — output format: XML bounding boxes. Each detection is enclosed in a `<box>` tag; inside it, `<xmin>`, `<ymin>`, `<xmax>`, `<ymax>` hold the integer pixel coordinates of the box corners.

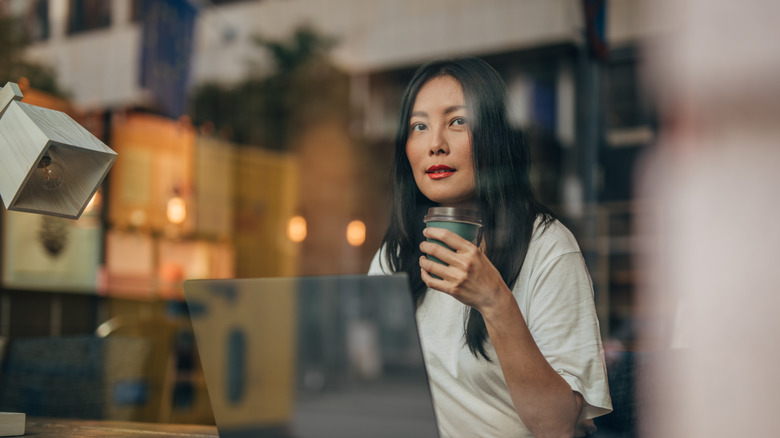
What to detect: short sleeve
<box><xmin>368</xmin><ymin>246</ymin><xmax>391</xmax><ymax>275</ymax></box>
<box><xmin>521</xmin><ymin>251</ymin><xmax>613</xmax><ymax>420</ymax></box>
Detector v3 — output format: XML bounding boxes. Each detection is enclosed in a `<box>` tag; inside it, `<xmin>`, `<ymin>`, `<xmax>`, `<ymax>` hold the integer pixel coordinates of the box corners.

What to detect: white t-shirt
<box><xmin>368</xmin><ymin>219</ymin><xmax>612</xmax><ymax>437</ymax></box>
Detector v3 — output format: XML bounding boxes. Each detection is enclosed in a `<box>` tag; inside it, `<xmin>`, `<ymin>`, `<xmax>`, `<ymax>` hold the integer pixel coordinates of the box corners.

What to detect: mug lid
<box><xmin>424</xmin><ymin>207</ymin><xmax>482</xmax><ymax>225</ymax></box>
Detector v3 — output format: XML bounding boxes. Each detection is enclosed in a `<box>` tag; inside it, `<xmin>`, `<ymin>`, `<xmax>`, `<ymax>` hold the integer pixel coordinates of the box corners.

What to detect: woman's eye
<box><xmin>411</xmin><ymin>123</ymin><xmax>427</xmax><ymax>132</ymax></box>
<box><xmin>451</xmin><ymin>117</ymin><xmax>467</xmax><ymax>126</ymax></box>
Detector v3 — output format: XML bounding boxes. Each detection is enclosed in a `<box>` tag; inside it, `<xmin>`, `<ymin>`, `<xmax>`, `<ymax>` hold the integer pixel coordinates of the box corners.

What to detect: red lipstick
<box><xmin>426</xmin><ymin>164</ymin><xmax>455</xmax><ymax>180</ymax></box>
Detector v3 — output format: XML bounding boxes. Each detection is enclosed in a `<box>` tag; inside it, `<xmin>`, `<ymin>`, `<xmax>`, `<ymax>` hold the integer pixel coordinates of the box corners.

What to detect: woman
<box><xmin>368</xmin><ymin>57</ymin><xmax>612</xmax><ymax>437</ymax></box>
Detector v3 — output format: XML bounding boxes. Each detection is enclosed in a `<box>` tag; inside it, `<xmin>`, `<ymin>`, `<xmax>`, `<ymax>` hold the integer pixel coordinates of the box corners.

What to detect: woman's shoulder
<box><xmin>368</xmin><ymin>244</ymin><xmax>392</xmax><ymax>275</ymax></box>
<box><xmin>528</xmin><ymin>216</ymin><xmax>582</xmax><ymax>259</ymax></box>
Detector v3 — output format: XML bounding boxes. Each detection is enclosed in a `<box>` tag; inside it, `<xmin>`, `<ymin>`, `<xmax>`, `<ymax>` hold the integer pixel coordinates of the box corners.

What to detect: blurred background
<box><xmin>0</xmin><ymin>0</ymin><xmax>739</xmax><ymax>435</ymax></box>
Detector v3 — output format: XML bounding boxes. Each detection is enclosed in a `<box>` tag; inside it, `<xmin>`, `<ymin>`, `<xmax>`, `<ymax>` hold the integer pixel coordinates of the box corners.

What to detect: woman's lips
<box><xmin>426</xmin><ymin>164</ymin><xmax>455</xmax><ymax>180</ymax></box>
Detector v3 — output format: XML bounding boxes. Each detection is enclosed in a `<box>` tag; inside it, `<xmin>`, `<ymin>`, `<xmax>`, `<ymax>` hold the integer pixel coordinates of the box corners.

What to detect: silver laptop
<box><xmin>184</xmin><ymin>274</ymin><xmax>439</xmax><ymax>438</ymax></box>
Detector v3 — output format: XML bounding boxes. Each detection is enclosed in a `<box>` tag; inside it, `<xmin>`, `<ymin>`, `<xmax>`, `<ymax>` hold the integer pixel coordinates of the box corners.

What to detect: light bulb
<box><xmin>167</xmin><ymin>196</ymin><xmax>187</xmax><ymax>224</ymax></box>
<box><xmin>37</xmin><ymin>156</ymin><xmax>64</xmax><ymax>191</ymax></box>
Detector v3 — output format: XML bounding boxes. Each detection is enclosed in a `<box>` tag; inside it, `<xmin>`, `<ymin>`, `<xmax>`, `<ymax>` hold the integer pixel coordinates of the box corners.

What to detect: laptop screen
<box><xmin>184</xmin><ymin>274</ymin><xmax>439</xmax><ymax>438</ymax></box>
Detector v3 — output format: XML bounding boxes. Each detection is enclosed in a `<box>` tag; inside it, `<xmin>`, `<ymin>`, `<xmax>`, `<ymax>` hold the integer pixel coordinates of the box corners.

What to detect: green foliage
<box><xmin>189</xmin><ymin>25</ymin><xmax>349</xmax><ymax>150</ymax></box>
<box><xmin>250</xmin><ymin>25</ymin><xmax>336</xmax><ymax>74</ymax></box>
<box><xmin>0</xmin><ymin>16</ymin><xmax>65</xmax><ymax>96</ymax></box>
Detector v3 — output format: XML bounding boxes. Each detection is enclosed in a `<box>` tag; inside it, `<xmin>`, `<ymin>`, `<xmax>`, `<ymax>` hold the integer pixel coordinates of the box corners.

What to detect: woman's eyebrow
<box><xmin>444</xmin><ymin>105</ymin><xmax>466</xmax><ymax>114</ymax></box>
<box><xmin>411</xmin><ymin>105</ymin><xmax>466</xmax><ymax>118</ymax></box>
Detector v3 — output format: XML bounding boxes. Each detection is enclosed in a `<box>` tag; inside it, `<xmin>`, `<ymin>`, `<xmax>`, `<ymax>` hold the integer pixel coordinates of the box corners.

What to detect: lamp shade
<box><xmin>0</xmin><ymin>82</ymin><xmax>117</xmax><ymax>219</ymax></box>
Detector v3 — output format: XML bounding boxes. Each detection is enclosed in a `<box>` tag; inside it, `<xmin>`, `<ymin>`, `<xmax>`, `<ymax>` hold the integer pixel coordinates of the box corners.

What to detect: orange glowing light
<box><xmin>288</xmin><ymin>216</ymin><xmax>307</xmax><ymax>243</ymax></box>
<box><xmin>346</xmin><ymin>220</ymin><xmax>366</xmax><ymax>247</ymax></box>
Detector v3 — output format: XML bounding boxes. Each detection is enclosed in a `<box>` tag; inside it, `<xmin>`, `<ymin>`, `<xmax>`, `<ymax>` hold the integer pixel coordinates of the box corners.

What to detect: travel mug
<box><xmin>423</xmin><ymin>207</ymin><xmax>482</xmax><ymax>269</ymax></box>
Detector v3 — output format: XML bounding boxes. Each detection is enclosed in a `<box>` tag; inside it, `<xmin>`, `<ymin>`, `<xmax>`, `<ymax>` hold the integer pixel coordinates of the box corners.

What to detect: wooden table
<box><xmin>23</xmin><ymin>418</ymin><xmax>218</xmax><ymax>437</ymax></box>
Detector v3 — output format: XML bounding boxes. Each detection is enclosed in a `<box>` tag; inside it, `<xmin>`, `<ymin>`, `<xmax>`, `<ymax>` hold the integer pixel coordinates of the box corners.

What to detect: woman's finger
<box><xmin>422</xmin><ymin>227</ymin><xmax>473</xmax><ymax>251</ymax></box>
<box><xmin>420</xmin><ymin>257</ymin><xmax>452</xmax><ymax>291</ymax></box>
<box><xmin>420</xmin><ymin>254</ymin><xmax>450</xmax><ymax>278</ymax></box>
<box><xmin>419</xmin><ymin>240</ymin><xmax>460</xmax><ymax>266</ymax></box>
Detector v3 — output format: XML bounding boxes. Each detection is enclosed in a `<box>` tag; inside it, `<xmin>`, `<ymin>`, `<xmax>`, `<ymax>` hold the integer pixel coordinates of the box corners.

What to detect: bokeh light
<box><xmin>287</xmin><ymin>215</ymin><xmax>307</xmax><ymax>243</ymax></box>
<box><xmin>346</xmin><ymin>220</ymin><xmax>366</xmax><ymax>247</ymax></box>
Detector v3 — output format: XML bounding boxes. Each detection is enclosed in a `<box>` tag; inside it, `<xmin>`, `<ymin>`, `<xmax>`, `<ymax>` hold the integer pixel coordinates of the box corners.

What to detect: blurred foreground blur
<box><xmin>637</xmin><ymin>0</ymin><xmax>780</xmax><ymax>436</ymax></box>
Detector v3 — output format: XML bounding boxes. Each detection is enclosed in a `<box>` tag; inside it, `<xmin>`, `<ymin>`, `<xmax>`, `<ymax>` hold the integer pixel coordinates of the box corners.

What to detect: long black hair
<box><xmin>380</xmin><ymin>57</ymin><xmax>555</xmax><ymax>360</ymax></box>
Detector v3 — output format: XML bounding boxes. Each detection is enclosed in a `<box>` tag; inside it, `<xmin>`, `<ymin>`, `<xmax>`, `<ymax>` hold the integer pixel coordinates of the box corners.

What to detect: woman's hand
<box><xmin>419</xmin><ymin>226</ymin><xmax>512</xmax><ymax>314</ymax></box>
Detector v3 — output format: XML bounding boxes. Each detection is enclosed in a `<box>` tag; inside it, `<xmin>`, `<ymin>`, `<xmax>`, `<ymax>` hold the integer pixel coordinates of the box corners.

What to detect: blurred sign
<box><xmin>583</xmin><ymin>0</ymin><xmax>608</xmax><ymax>61</ymax></box>
<box><xmin>139</xmin><ymin>0</ymin><xmax>197</xmax><ymax>118</ymax></box>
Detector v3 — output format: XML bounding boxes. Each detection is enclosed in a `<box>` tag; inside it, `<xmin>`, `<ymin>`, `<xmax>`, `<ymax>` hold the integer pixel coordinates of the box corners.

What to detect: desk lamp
<box><xmin>0</xmin><ymin>82</ymin><xmax>117</xmax><ymax>220</ymax></box>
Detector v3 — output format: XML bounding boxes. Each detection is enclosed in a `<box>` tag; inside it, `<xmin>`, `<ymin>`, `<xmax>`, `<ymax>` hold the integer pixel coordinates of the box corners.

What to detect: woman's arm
<box><xmin>419</xmin><ymin>226</ymin><xmax>583</xmax><ymax>438</ymax></box>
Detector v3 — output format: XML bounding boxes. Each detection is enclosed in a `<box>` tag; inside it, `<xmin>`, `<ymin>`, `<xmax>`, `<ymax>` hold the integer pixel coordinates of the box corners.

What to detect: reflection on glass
<box><xmin>185</xmin><ymin>275</ymin><xmax>438</xmax><ymax>438</ymax></box>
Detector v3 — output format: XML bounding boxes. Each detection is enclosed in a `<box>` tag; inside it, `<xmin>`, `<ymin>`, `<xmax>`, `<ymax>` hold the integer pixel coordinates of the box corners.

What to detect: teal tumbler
<box><xmin>423</xmin><ymin>207</ymin><xmax>482</xmax><ymax>273</ymax></box>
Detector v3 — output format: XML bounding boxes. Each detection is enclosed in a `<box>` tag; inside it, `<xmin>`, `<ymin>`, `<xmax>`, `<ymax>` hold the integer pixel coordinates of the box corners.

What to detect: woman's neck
<box><xmin>438</xmin><ymin>200</ymin><xmax>478</xmax><ymax>210</ymax></box>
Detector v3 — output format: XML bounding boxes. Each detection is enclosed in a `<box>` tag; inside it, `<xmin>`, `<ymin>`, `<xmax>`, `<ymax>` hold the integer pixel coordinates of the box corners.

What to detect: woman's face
<box><xmin>405</xmin><ymin>75</ymin><xmax>476</xmax><ymax>207</ymax></box>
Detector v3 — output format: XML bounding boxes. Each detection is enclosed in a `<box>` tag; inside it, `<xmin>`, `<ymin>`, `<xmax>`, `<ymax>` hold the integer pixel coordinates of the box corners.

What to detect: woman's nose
<box><xmin>428</xmin><ymin>129</ymin><xmax>448</xmax><ymax>156</ymax></box>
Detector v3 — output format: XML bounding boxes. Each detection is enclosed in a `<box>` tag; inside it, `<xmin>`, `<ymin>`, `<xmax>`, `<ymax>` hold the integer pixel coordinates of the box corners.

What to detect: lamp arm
<box><xmin>0</xmin><ymin>82</ymin><xmax>23</xmax><ymax>117</ymax></box>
